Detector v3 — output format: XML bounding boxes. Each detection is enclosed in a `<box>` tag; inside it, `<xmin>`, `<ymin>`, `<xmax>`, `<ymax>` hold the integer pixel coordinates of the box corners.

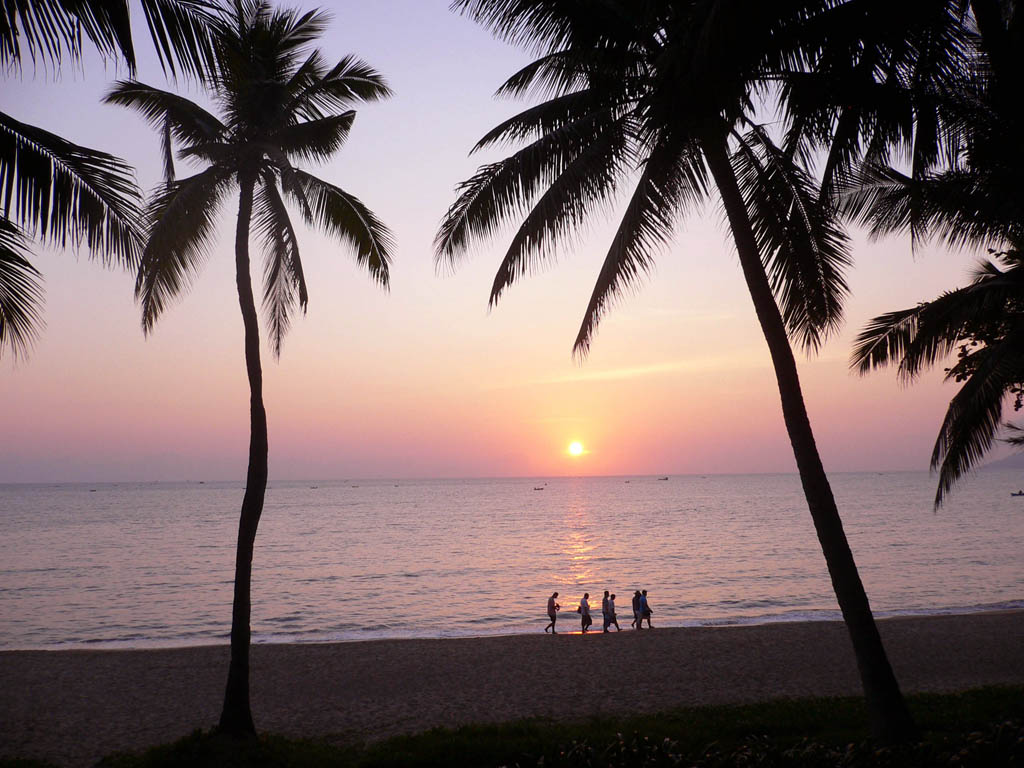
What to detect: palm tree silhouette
<box><xmin>435</xmin><ymin>0</ymin><xmax>965</xmax><ymax>741</ymax></box>
<box><xmin>107</xmin><ymin>0</ymin><xmax>393</xmax><ymax>734</ymax></box>
<box><xmin>846</xmin><ymin>4</ymin><xmax>1023</xmax><ymax>505</ymax></box>
<box><xmin>0</xmin><ymin>0</ymin><xmax>218</xmax><ymax>359</ymax></box>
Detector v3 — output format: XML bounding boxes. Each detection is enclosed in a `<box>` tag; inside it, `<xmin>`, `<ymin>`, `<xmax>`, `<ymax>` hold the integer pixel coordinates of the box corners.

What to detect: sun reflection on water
<box><xmin>561</xmin><ymin>489</ymin><xmax>597</xmax><ymax>587</ymax></box>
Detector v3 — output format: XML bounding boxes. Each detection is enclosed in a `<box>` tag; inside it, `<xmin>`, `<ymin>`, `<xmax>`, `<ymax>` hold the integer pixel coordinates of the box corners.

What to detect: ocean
<box><xmin>1</xmin><ymin>471</ymin><xmax>1021</xmax><ymax>649</ymax></box>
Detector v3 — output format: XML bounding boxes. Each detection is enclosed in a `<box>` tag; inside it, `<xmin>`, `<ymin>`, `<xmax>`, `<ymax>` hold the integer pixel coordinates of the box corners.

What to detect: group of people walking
<box><xmin>544</xmin><ymin>589</ymin><xmax>653</xmax><ymax>634</ymax></box>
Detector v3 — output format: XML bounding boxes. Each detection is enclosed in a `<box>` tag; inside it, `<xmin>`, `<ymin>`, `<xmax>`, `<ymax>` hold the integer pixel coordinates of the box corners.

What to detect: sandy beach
<box><xmin>2</xmin><ymin>611</ymin><xmax>1022</xmax><ymax>767</ymax></box>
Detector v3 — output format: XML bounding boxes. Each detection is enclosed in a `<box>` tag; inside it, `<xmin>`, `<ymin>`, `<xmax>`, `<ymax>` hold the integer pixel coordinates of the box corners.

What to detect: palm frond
<box><xmin>136</xmin><ymin>166</ymin><xmax>231</xmax><ymax>331</ymax></box>
<box><xmin>287</xmin><ymin>55</ymin><xmax>392</xmax><ymax>121</ymax></box>
<box><xmin>851</xmin><ymin>304</ymin><xmax>930</xmax><ymax>376</ymax></box>
<box><xmin>285</xmin><ymin>170</ymin><xmax>391</xmax><ymax>288</ymax></box>
<box><xmin>489</xmin><ymin>114</ymin><xmax>632</xmax><ymax>306</ymax></box>
<box><xmin>0</xmin><ymin>0</ymin><xmax>120</xmax><ymax>71</ymax></box>
<box><xmin>265</xmin><ymin>4</ymin><xmax>328</xmax><ymax>56</ymax></box>
<box><xmin>473</xmin><ymin>88</ymin><xmax>621</xmax><ymax>152</ymax></box>
<box><xmin>838</xmin><ymin>163</ymin><xmax>923</xmax><ymax>243</ymax></box>
<box><xmin>931</xmin><ymin>341</ymin><xmax>1023</xmax><ymax>506</ymax></box>
<box><xmin>284</xmin><ymin>49</ymin><xmax>327</xmax><ymax>96</ymax></box>
<box><xmin>494</xmin><ymin>49</ymin><xmax>593</xmax><ymax>99</ymax></box>
<box><xmin>138</xmin><ymin>0</ymin><xmax>219</xmax><ymax>80</ymax></box>
<box><xmin>851</xmin><ymin>258</ymin><xmax>1022</xmax><ymax>380</ymax></box>
<box><xmin>0</xmin><ymin>110</ymin><xmax>142</xmax><ymax>269</ymax></box>
<box><xmin>1</xmin><ymin>0</ymin><xmax>218</xmax><ymax>80</ymax></box>
<box><xmin>840</xmin><ymin>163</ymin><xmax>1019</xmax><ymax>251</ymax></box>
<box><xmin>272</xmin><ymin>111</ymin><xmax>354</xmax><ymax>165</ymax></box>
<box><xmin>104</xmin><ymin>81</ymin><xmax>226</xmax><ymax>151</ymax></box>
<box><xmin>436</xmin><ymin>107</ymin><xmax>618</xmax><ymax>268</ymax></box>
<box><xmin>732</xmin><ymin>126</ymin><xmax>851</xmax><ymax>353</ymax></box>
<box><xmin>574</xmin><ymin>132</ymin><xmax>707</xmax><ymax>357</ymax></box>
<box><xmin>0</xmin><ymin>217</ymin><xmax>44</xmax><ymax>360</ymax></box>
<box><xmin>253</xmin><ymin>174</ymin><xmax>305</xmax><ymax>358</ymax></box>
<box><xmin>451</xmin><ymin>0</ymin><xmax>639</xmax><ymax>54</ymax></box>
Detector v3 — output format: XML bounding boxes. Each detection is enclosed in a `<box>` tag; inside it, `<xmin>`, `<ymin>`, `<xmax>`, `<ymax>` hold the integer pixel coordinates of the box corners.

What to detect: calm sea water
<box><xmin>0</xmin><ymin>471</ymin><xmax>1021</xmax><ymax>649</ymax></box>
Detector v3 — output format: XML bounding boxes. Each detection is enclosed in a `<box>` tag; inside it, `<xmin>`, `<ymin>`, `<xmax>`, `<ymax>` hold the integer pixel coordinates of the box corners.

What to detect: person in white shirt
<box><xmin>544</xmin><ymin>591</ymin><xmax>560</xmax><ymax>633</ymax></box>
<box><xmin>579</xmin><ymin>593</ymin><xmax>592</xmax><ymax>633</ymax></box>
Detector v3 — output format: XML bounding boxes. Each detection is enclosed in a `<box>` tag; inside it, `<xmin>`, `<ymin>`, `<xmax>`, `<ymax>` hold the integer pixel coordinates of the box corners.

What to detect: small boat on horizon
<box><xmin>658</xmin><ymin>476</ymin><xmax>669</xmax><ymax>481</ymax></box>
<box><xmin>1012</xmin><ymin>490</ymin><xmax>1024</xmax><ymax>497</ymax></box>
<box><xmin>533</xmin><ymin>486</ymin><xmax>545</xmax><ymax>491</ymax></box>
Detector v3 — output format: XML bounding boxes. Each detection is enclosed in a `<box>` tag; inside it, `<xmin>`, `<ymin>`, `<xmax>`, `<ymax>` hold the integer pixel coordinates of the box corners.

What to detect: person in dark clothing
<box><xmin>608</xmin><ymin>593</ymin><xmax>621</xmax><ymax>631</ymax></box>
<box><xmin>640</xmin><ymin>589</ymin><xmax>653</xmax><ymax>628</ymax></box>
<box><xmin>579</xmin><ymin>593</ymin><xmax>592</xmax><ymax>632</ymax></box>
<box><xmin>544</xmin><ymin>591</ymin><xmax>560</xmax><ymax>633</ymax></box>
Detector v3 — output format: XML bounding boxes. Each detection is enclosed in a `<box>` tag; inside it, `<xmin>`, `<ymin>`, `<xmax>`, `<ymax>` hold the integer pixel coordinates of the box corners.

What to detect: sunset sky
<box><xmin>0</xmin><ymin>0</ymin><xmax>998</xmax><ymax>482</ymax></box>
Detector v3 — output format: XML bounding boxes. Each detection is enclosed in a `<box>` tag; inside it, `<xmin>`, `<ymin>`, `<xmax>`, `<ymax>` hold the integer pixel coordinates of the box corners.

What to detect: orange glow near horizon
<box><xmin>568</xmin><ymin>441</ymin><xmax>585</xmax><ymax>457</ymax></box>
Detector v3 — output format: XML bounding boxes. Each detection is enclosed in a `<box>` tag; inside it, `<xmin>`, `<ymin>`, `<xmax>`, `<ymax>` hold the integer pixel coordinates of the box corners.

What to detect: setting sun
<box><xmin>568</xmin><ymin>441</ymin><xmax>584</xmax><ymax>456</ymax></box>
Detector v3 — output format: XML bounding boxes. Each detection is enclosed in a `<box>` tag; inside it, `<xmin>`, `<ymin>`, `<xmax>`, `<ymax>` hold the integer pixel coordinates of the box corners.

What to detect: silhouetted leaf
<box><xmin>0</xmin><ymin>218</ymin><xmax>44</xmax><ymax>360</ymax></box>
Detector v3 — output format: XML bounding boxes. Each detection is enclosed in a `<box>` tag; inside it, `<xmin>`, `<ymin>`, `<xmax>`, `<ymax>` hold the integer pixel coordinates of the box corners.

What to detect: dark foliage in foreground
<box><xmin>543</xmin><ymin>719</ymin><xmax>1023</xmax><ymax>767</ymax></box>
<box><xmin>9</xmin><ymin>686</ymin><xmax>1007</xmax><ymax>768</ymax></box>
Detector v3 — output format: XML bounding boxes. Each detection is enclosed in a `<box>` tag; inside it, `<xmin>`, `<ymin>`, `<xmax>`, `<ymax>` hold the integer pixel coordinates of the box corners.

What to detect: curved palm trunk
<box><xmin>218</xmin><ymin>173</ymin><xmax>267</xmax><ymax>736</ymax></box>
<box><xmin>701</xmin><ymin>135</ymin><xmax>917</xmax><ymax>742</ymax></box>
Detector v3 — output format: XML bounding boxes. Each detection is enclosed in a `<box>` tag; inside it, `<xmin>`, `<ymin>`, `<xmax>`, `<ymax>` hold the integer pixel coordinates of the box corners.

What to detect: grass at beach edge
<box><xmin>4</xmin><ymin>686</ymin><xmax>1022</xmax><ymax>768</ymax></box>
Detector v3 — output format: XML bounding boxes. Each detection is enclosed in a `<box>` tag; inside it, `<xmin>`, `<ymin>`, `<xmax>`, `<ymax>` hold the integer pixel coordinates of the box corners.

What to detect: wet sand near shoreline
<box><xmin>2</xmin><ymin>611</ymin><xmax>1022</xmax><ymax>767</ymax></box>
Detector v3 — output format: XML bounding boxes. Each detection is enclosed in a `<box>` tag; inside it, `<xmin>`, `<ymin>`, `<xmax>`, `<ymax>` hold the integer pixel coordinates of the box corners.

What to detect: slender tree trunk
<box><xmin>218</xmin><ymin>173</ymin><xmax>267</xmax><ymax>737</ymax></box>
<box><xmin>701</xmin><ymin>134</ymin><xmax>917</xmax><ymax>742</ymax></box>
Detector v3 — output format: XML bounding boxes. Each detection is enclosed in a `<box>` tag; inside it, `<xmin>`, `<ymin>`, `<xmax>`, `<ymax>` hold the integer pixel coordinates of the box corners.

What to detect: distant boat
<box><xmin>533</xmin><ymin>486</ymin><xmax>545</xmax><ymax>491</ymax></box>
<box><xmin>1012</xmin><ymin>490</ymin><xmax>1024</xmax><ymax>497</ymax></box>
<box><xmin>658</xmin><ymin>476</ymin><xmax>669</xmax><ymax>481</ymax></box>
<box><xmin>310</xmin><ymin>486</ymin><xmax>318</xmax><ymax>489</ymax></box>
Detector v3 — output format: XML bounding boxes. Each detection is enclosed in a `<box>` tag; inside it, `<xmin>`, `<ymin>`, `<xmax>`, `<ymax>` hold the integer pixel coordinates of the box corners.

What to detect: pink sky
<box><xmin>0</xmin><ymin>1</ymin><xmax>998</xmax><ymax>482</ymax></box>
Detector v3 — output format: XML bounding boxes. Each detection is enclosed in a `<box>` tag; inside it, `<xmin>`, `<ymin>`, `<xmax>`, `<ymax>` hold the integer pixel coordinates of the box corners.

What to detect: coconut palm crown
<box><xmin>106</xmin><ymin>0</ymin><xmax>393</xmax><ymax>354</ymax></box>
<box><xmin>106</xmin><ymin>0</ymin><xmax>393</xmax><ymax>734</ymax></box>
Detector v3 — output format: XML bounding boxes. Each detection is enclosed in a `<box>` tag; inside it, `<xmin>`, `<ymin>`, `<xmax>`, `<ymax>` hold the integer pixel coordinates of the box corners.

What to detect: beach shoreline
<box><xmin>10</xmin><ymin>601</ymin><xmax>1023</xmax><ymax>653</ymax></box>
<box><xmin>2</xmin><ymin>611</ymin><xmax>1022</xmax><ymax>767</ymax></box>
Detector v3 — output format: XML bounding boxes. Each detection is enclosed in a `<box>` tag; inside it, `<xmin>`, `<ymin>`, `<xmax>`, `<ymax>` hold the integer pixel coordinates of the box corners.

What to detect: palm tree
<box><xmin>436</xmin><ymin>0</ymin><xmax>963</xmax><ymax>741</ymax></box>
<box><xmin>845</xmin><ymin>3</ymin><xmax>1024</xmax><ymax>505</ymax></box>
<box><xmin>106</xmin><ymin>0</ymin><xmax>393</xmax><ymax>735</ymax></box>
<box><xmin>0</xmin><ymin>0</ymin><xmax>218</xmax><ymax>358</ymax></box>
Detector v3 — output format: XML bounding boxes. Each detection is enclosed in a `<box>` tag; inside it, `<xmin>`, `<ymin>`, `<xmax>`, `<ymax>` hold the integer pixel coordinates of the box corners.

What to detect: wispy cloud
<box><xmin>488</xmin><ymin>355</ymin><xmax>764</xmax><ymax>390</ymax></box>
<box><xmin>633</xmin><ymin>308</ymin><xmax>736</xmax><ymax>322</ymax></box>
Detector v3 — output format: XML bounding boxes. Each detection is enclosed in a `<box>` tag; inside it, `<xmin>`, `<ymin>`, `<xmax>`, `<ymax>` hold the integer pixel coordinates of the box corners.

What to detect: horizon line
<box><xmin>1</xmin><ymin>467</ymin><xmax>964</xmax><ymax>486</ymax></box>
